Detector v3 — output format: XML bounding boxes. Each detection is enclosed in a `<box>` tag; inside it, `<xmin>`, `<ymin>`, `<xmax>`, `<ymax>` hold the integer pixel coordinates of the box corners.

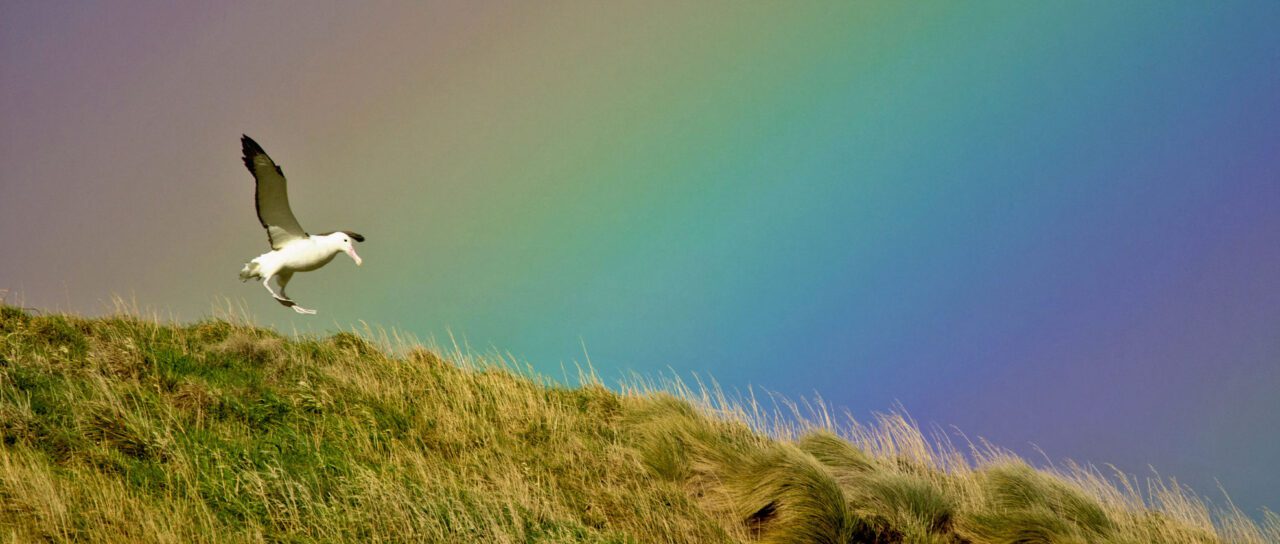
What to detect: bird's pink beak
<box><xmin>346</xmin><ymin>246</ymin><xmax>363</xmax><ymax>266</ymax></box>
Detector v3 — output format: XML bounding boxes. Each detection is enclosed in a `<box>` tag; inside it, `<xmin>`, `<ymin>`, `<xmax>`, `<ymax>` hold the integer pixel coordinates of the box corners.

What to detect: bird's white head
<box><xmin>323</xmin><ymin>231</ymin><xmax>364</xmax><ymax>266</ymax></box>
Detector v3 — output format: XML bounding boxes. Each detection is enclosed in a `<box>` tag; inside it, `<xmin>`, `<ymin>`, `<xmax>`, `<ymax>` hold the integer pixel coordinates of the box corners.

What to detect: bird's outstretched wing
<box><xmin>241</xmin><ymin>135</ymin><xmax>307</xmax><ymax>250</ymax></box>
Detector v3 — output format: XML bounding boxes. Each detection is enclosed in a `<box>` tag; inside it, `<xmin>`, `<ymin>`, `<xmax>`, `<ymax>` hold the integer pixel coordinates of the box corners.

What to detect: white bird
<box><xmin>237</xmin><ymin>135</ymin><xmax>364</xmax><ymax>314</ymax></box>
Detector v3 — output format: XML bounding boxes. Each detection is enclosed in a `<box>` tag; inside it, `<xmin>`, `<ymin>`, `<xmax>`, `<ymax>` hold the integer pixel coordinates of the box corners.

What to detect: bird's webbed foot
<box><xmin>273</xmin><ymin>296</ymin><xmax>317</xmax><ymax>315</ymax></box>
<box><xmin>264</xmin><ymin>275</ymin><xmax>315</xmax><ymax>315</ymax></box>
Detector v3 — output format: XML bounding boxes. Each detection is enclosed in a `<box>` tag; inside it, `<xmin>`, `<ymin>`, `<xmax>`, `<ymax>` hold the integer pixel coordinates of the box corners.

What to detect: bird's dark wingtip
<box><xmin>319</xmin><ymin>230</ymin><xmax>366</xmax><ymax>242</ymax></box>
<box><xmin>241</xmin><ymin>135</ymin><xmax>269</xmax><ymax>172</ymax></box>
<box><xmin>241</xmin><ymin>135</ymin><xmax>265</xmax><ymax>155</ymax></box>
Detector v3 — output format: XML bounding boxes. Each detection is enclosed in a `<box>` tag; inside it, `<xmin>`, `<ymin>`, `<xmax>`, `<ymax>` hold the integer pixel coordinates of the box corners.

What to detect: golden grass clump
<box><xmin>208</xmin><ymin>332</ymin><xmax>284</xmax><ymax>365</ymax></box>
<box><xmin>0</xmin><ymin>302</ymin><xmax>1275</xmax><ymax>543</ymax></box>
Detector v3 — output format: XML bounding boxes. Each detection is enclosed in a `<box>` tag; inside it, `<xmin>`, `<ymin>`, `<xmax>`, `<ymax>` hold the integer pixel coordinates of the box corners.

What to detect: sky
<box><xmin>2</xmin><ymin>1</ymin><xmax>1278</xmax><ymax>515</ymax></box>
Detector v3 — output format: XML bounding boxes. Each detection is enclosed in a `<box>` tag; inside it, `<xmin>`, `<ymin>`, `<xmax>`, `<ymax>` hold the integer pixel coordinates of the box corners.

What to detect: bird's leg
<box><xmin>275</xmin><ymin>272</ymin><xmax>317</xmax><ymax>315</ymax></box>
<box><xmin>276</xmin><ymin>272</ymin><xmax>293</xmax><ymax>300</ymax></box>
<box><xmin>262</xmin><ymin>276</ymin><xmax>288</xmax><ymax>302</ymax></box>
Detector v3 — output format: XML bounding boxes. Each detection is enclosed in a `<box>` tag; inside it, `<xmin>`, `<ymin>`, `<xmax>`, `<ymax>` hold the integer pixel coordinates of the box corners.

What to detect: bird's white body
<box><xmin>246</xmin><ymin>237</ymin><xmax>342</xmax><ymax>278</ymax></box>
<box><xmin>238</xmin><ymin>135</ymin><xmax>365</xmax><ymax>314</ymax></box>
<box><xmin>240</xmin><ymin>232</ymin><xmax>362</xmax><ymax>314</ymax></box>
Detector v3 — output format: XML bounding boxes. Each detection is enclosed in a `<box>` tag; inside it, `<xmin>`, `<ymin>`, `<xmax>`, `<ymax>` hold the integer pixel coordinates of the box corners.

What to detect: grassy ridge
<box><xmin>0</xmin><ymin>303</ymin><xmax>1274</xmax><ymax>543</ymax></box>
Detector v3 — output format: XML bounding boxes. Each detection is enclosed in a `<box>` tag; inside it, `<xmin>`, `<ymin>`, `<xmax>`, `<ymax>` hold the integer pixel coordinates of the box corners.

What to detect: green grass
<box><xmin>0</xmin><ymin>302</ymin><xmax>1275</xmax><ymax>543</ymax></box>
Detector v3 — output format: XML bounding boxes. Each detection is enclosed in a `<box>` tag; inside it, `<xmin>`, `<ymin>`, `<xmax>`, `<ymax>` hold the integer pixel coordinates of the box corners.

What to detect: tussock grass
<box><xmin>0</xmin><ymin>301</ymin><xmax>1274</xmax><ymax>543</ymax></box>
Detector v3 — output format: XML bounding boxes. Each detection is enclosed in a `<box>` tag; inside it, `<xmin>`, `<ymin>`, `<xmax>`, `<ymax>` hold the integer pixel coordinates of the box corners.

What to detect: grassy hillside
<box><xmin>0</xmin><ymin>303</ymin><xmax>1275</xmax><ymax>543</ymax></box>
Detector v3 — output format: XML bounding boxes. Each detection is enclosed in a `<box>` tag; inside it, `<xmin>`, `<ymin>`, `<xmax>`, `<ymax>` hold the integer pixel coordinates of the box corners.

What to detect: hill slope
<box><xmin>0</xmin><ymin>304</ymin><xmax>1274</xmax><ymax>543</ymax></box>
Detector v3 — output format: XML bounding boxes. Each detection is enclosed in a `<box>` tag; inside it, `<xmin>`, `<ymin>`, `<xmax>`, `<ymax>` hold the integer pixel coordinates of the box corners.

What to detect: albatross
<box><xmin>238</xmin><ymin>135</ymin><xmax>364</xmax><ymax>314</ymax></box>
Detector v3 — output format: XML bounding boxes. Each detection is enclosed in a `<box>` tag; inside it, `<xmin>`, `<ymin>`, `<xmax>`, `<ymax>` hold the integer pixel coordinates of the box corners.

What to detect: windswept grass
<box><xmin>0</xmin><ymin>302</ymin><xmax>1274</xmax><ymax>543</ymax></box>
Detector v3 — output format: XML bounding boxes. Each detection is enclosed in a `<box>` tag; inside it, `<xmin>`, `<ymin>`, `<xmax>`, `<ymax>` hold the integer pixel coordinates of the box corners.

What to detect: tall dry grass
<box><xmin>0</xmin><ymin>300</ymin><xmax>1274</xmax><ymax>543</ymax></box>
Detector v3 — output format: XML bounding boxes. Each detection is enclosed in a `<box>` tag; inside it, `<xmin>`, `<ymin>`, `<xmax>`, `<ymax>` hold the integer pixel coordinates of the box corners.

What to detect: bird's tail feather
<box><xmin>239</xmin><ymin>261</ymin><xmax>261</xmax><ymax>282</ymax></box>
